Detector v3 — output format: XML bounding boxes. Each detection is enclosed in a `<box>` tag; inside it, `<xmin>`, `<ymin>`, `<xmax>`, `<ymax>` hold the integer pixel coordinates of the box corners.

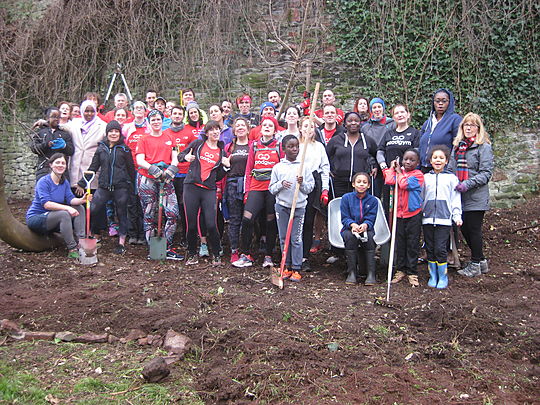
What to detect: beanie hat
<box><xmin>260</xmin><ymin>116</ymin><xmax>279</xmax><ymax>130</ymax></box>
<box><xmin>147</xmin><ymin>109</ymin><xmax>164</xmax><ymax>120</ymax></box>
<box><xmin>369</xmin><ymin>97</ymin><xmax>386</xmax><ymax>111</ymax></box>
<box><xmin>106</xmin><ymin>120</ymin><xmax>122</xmax><ymax>134</ymax></box>
<box><xmin>185</xmin><ymin>101</ymin><xmax>200</xmax><ymax>112</ymax></box>
<box><xmin>259</xmin><ymin>101</ymin><xmax>276</xmax><ymax>116</ymax></box>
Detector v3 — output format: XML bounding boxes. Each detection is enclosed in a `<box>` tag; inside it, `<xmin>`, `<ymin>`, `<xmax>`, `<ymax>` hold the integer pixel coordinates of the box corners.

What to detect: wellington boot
<box><xmin>427</xmin><ymin>261</ymin><xmax>438</xmax><ymax>288</ymax></box>
<box><xmin>436</xmin><ymin>262</ymin><xmax>448</xmax><ymax>289</ymax></box>
<box><xmin>345</xmin><ymin>250</ymin><xmax>358</xmax><ymax>284</ymax></box>
<box><xmin>364</xmin><ymin>250</ymin><xmax>377</xmax><ymax>286</ymax></box>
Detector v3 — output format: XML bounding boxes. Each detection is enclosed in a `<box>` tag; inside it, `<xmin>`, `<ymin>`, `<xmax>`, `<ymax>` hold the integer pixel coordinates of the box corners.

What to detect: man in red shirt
<box><xmin>313</xmin><ymin>89</ymin><xmax>345</xmax><ymax>126</ymax></box>
<box><xmin>317</xmin><ymin>104</ymin><xmax>345</xmax><ymax>145</ymax></box>
<box><xmin>102</xmin><ymin>93</ymin><xmax>134</xmax><ymax>123</ymax></box>
<box><xmin>249</xmin><ymin>102</ymin><xmax>285</xmax><ymax>142</ymax></box>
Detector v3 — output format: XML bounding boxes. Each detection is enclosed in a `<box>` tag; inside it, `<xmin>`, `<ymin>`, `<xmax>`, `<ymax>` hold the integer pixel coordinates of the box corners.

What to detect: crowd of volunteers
<box><xmin>27</xmin><ymin>87</ymin><xmax>494</xmax><ymax>287</ymax></box>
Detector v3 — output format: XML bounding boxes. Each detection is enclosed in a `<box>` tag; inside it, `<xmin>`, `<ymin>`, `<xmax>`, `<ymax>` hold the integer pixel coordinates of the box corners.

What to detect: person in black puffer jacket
<box><xmin>77</xmin><ymin>120</ymin><xmax>135</xmax><ymax>253</ymax></box>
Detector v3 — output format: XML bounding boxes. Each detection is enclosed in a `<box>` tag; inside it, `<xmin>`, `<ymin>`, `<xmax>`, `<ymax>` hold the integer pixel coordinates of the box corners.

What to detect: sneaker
<box><xmin>262</xmin><ymin>256</ymin><xmax>274</xmax><ymax>268</ymax></box>
<box><xmin>185</xmin><ymin>255</ymin><xmax>199</xmax><ymax>265</ymax></box>
<box><xmin>391</xmin><ymin>271</ymin><xmax>406</xmax><ymax>284</ymax></box>
<box><xmin>109</xmin><ymin>225</ymin><xmax>119</xmax><ymax>237</ymax></box>
<box><xmin>128</xmin><ymin>237</ymin><xmax>138</xmax><ymax>245</ymax></box>
<box><xmin>326</xmin><ymin>255</ymin><xmax>339</xmax><ymax>264</ymax></box>
<box><xmin>480</xmin><ymin>259</ymin><xmax>489</xmax><ymax>274</ymax></box>
<box><xmin>289</xmin><ymin>271</ymin><xmax>302</xmax><ymax>282</ymax></box>
<box><xmin>309</xmin><ymin>239</ymin><xmax>322</xmax><ymax>254</ymax></box>
<box><xmin>114</xmin><ymin>244</ymin><xmax>126</xmax><ymax>255</ymax></box>
<box><xmin>232</xmin><ymin>254</ymin><xmax>254</xmax><ymax>268</ymax></box>
<box><xmin>408</xmin><ymin>274</ymin><xmax>419</xmax><ymax>287</ymax></box>
<box><xmin>67</xmin><ymin>249</ymin><xmax>79</xmax><ymax>259</ymax></box>
<box><xmin>281</xmin><ymin>268</ymin><xmax>293</xmax><ymax>279</ymax></box>
<box><xmin>211</xmin><ymin>256</ymin><xmax>222</xmax><ymax>266</ymax></box>
<box><xmin>301</xmin><ymin>260</ymin><xmax>311</xmax><ymax>272</ymax></box>
<box><xmin>230</xmin><ymin>250</ymin><xmax>239</xmax><ymax>264</ymax></box>
<box><xmin>199</xmin><ymin>243</ymin><xmax>209</xmax><ymax>257</ymax></box>
<box><xmin>166</xmin><ymin>249</ymin><xmax>184</xmax><ymax>261</ymax></box>
<box><xmin>458</xmin><ymin>261</ymin><xmax>481</xmax><ymax>277</ymax></box>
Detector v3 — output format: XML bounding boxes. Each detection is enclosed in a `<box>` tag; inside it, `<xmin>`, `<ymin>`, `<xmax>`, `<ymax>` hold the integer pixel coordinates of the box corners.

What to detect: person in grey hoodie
<box><xmin>269</xmin><ymin>135</ymin><xmax>314</xmax><ymax>282</ymax></box>
<box><xmin>449</xmin><ymin>113</ymin><xmax>494</xmax><ymax>277</ymax></box>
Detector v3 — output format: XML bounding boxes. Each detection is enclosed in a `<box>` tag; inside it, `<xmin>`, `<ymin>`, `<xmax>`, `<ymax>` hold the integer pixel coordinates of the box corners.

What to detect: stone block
<box><xmin>142</xmin><ymin>357</ymin><xmax>170</xmax><ymax>383</ymax></box>
<box><xmin>23</xmin><ymin>331</ymin><xmax>56</xmax><ymax>341</ymax></box>
<box><xmin>73</xmin><ymin>333</ymin><xmax>108</xmax><ymax>343</ymax></box>
<box><xmin>162</xmin><ymin>329</ymin><xmax>191</xmax><ymax>356</ymax></box>
<box><xmin>55</xmin><ymin>331</ymin><xmax>76</xmax><ymax>341</ymax></box>
<box><xmin>1</xmin><ymin>319</ymin><xmax>21</xmax><ymax>333</ymax></box>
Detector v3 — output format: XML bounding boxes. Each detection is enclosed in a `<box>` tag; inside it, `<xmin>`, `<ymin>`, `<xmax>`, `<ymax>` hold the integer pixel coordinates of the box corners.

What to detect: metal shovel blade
<box><xmin>270</xmin><ymin>266</ymin><xmax>284</xmax><ymax>289</ymax></box>
<box><xmin>79</xmin><ymin>237</ymin><xmax>98</xmax><ymax>265</ymax></box>
<box><xmin>149</xmin><ymin>236</ymin><xmax>167</xmax><ymax>260</ymax></box>
<box><xmin>79</xmin><ymin>246</ymin><xmax>98</xmax><ymax>265</ymax></box>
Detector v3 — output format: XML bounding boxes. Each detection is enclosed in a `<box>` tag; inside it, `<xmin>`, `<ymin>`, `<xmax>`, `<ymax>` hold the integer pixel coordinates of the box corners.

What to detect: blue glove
<box><xmin>455</xmin><ymin>182</ymin><xmax>468</xmax><ymax>193</ymax></box>
<box><xmin>51</xmin><ymin>138</ymin><xmax>66</xmax><ymax>150</ymax></box>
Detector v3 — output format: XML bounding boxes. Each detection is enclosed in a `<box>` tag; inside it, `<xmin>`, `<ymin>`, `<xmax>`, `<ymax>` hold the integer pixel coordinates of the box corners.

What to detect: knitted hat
<box><xmin>147</xmin><ymin>109</ymin><xmax>164</xmax><ymax>120</ymax></box>
<box><xmin>260</xmin><ymin>116</ymin><xmax>279</xmax><ymax>129</ymax></box>
<box><xmin>185</xmin><ymin>101</ymin><xmax>200</xmax><ymax>112</ymax></box>
<box><xmin>106</xmin><ymin>120</ymin><xmax>122</xmax><ymax>134</ymax></box>
<box><xmin>259</xmin><ymin>101</ymin><xmax>276</xmax><ymax>116</ymax></box>
<box><xmin>369</xmin><ymin>97</ymin><xmax>386</xmax><ymax>111</ymax></box>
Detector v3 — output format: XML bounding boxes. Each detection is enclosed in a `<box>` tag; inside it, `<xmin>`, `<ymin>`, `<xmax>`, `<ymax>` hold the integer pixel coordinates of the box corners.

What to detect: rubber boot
<box><xmin>436</xmin><ymin>262</ymin><xmax>448</xmax><ymax>289</ymax></box>
<box><xmin>427</xmin><ymin>261</ymin><xmax>438</xmax><ymax>288</ymax></box>
<box><xmin>345</xmin><ymin>250</ymin><xmax>358</xmax><ymax>284</ymax></box>
<box><xmin>364</xmin><ymin>250</ymin><xmax>377</xmax><ymax>286</ymax></box>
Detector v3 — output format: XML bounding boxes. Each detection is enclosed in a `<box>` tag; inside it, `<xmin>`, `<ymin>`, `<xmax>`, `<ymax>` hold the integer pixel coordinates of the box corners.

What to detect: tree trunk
<box><xmin>0</xmin><ymin>152</ymin><xmax>61</xmax><ymax>251</ymax></box>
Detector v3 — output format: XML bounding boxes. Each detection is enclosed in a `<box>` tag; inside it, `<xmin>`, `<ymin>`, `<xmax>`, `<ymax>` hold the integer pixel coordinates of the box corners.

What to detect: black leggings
<box><xmin>173</xmin><ymin>176</ymin><xmax>187</xmax><ymax>242</ymax></box>
<box><xmin>183</xmin><ymin>183</ymin><xmax>221</xmax><ymax>257</ymax></box>
<box><xmin>302</xmin><ymin>189</ymin><xmax>317</xmax><ymax>258</ymax></box>
<box><xmin>90</xmin><ymin>187</ymin><xmax>129</xmax><ymax>236</ymax></box>
<box><xmin>240</xmin><ymin>190</ymin><xmax>277</xmax><ymax>256</ymax></box>
<box><xmin>461</xmin><ymin>210</ymin><xmax>485</xmax><ymax>262</ymax></box>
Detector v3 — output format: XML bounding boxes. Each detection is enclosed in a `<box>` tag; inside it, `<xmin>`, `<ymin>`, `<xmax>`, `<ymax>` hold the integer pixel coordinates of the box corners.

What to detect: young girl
<box><xmin>422</xmin><ymin>145</ymin><xmax>462</xmax><ymax>289</ymax></box>
<box><xmin>340</xmin><ymin>173</ymin><xmax>379</xmax><ymax>286</ymax></box>
<box><xmin>383</xmin><ymin>149</ymin><xmax>424</xmax><ymax>286</ymax></box>
<box><xmin>269</xmin><ymin>135</ymin><xmax>314</xmax><ymax>282</ymax></box>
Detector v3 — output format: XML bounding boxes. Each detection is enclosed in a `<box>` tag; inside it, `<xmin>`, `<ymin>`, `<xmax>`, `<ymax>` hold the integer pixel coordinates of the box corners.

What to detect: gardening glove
<box><xmin>320</xmin><ymin>190</ymin><xmax>329</xmax><ymax>206</ymax></box>
<box><xmin>216</xmin><ymin>187</ymin><xmax>223</xmax><ymax>201</ymax></box>
<box><xmin>455</xmin><ymin>182</ymin><xmax>468</xmax><ymax>193</ymax></box>
<box><xmin>148</xmin><ymin>164</ymin><xmax>164</xmax><ymax>179</ymax></box>
<box><xmin>163</xmin><ymin>164</ymin><xmax>179</xmax><ymax>182</ymax></box>
<box><xmin>50</xmin><ymin>138</ymin><xmax>66</xmax><ymax>150</ymax></box>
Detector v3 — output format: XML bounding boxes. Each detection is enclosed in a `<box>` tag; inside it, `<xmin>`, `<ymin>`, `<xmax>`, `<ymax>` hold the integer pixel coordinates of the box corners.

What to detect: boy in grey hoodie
<box><xmin>269</xmin><ymin>135</ymin><xmax>314</xmax><ymax>282</ymax></box>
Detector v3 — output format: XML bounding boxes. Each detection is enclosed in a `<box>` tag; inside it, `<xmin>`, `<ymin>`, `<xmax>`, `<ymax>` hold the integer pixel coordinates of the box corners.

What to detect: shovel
<box><xmin>149</xmin><ymin>181</ymin><xmax>167</xmax><ymax>260</ymax></box>
<box><xmin>271</xmin><ymin>82</ymin><xmax>320</xmax><ymax>288</ymax></box>
<box><xmin>79</xmin><ymin>171</ymin><xmax>98</xmax><ymax>265</ymax></box>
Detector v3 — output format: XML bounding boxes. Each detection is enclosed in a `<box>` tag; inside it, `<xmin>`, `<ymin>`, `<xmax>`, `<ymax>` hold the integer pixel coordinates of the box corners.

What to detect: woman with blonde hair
<box><xmin>450</xmin><ymin>113</ymin><xmax>494</xmax><ymax>277</ymax></box>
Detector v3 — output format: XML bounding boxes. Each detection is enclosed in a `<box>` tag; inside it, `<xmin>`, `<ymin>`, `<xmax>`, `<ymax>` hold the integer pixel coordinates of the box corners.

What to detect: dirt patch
<box><xmin>1</xmin><ymin>197</ymin><xmax>539</xmax><ymax>403</ymax></box>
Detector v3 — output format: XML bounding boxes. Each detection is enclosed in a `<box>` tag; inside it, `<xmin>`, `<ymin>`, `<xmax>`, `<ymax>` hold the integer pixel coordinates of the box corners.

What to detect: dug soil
<box><xmin>1</xmin><ymin>197</ymin><xmax>539</xmax><ymax>404</ymax></box>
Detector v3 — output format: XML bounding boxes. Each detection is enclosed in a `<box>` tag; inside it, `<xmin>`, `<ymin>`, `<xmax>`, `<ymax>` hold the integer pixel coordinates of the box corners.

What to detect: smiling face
<box><xmin>149</xmin><ymin>114</ymin><xmax>163</xmax><ymax>132</ymax></box>
<box><xmin>285</xmin><ymin>107</ymin><xmax>299</xmax><ymax>125</ymax></box>
<box><xmin>221</xmin><ymin>101</ymin><xmax>232</xmax><ymax>115</ymax></box>
<box><xmin>209</xmin><ymin>105</ymin><xmax>223</xmax><ymax>122</ymax></box>
<box><xmin>171</xmin><ymin>108</ymin><xmax>184</xmax><ymax>125</ymax></box>
<box><xmin>48</xmin><ymin>109</ymin><xmax>60</xmax><ymax>128</ymax></box>
<box><xmin>268</xmin><ymin>91</ymin><xmax>281</xmax><ymax>107</ymax></box>
<box><xmin>155</xmin><ymin>100</ymin><xmax>166</xmax><ymax>113</ymax></box>
<box><xmin>233</xmin><ymin>119</ymin><xmax>248</xmax><ymax>139</ymax></box>
<box><xmin>433</xmin><ymin>91</ymin><xmax>450</xmax><ymax>116</ymax></box>
<box><xmin>188</xmin><ymin>108</ymin><xmax>200</xmax><ymax>122</ymax></box>
<box><xmin>322</xmin><ymin>90</ymin><xmax>335</xmax><ymax>106</ymax></box>
<box><xmin>402</xmin><ymin>150</ymin><xmax>419</xmax><ymax>172</ymax></box>
<box><xmin>83</xmin><ymin>105</ymin><xmax>96</xmax><ymax>122</ymax></box>
<box><xmin>50</xmin><ymin>156</ymin><xmax>67</xmax><ymax>176</ymax></box>
<box><xmin>284</xmin><ymin>138</ymin><xmax>299</xmax><ymax>161</ymax></box>
<box><xmin>133</xmin><ymin>104</ymin><xmax>146</xmax><ymax>119</ymax></box>
<box><xmin>344</xmin><ymin>113</ymin><xmax>361</xmax><ymax>133</ymax></box>
<box><xmin>371</xmin><ymin>103</ymin><xmax>384</xmax><ymax>119</ymax></box>
<box><xmin>357</xmin><ymin>98</ymin><xmax>368</xmax><ymax>113</ymax></box>
<box><xmin>260</xmin><ymin>119</ymin><xmax>276</xmax><ymax>138</ymax></box>
<box><xmin>107</xmin><ymin>128</ymin><xmax>121</xmax><ymax>144</ymax></box>
<box><xmin>323</xmin><ymin>105</ymin><xmax>337</xmax><ymax>125</ymax></box>
<box><xmin>261</xmin><ymin>106</ymin><xmax>275</xmax><ymax>118</ymax></box>
<box><xmin>59</xmin><ymin>103</ymin><xmax>71</xmax><ymax>120</ymax></box>
<box><xmin>352</xmin><ymin>174</ymin><xmax>370</xmax><ymax>194</ymax></box>
<box><xmin>71</xmin><ymin>105</ymin><xmax>80</xmax><ymax>119</ymax></box>
<box><xmin>114</xmin><ymin>109</ymin><xmax>127</xmax><ymax>124</ymax></box>
<box><xmin>145</xmin><ymin>92</ymin><xmax>157</xmax><ymax>108</ymax></box>
<box><xmin>114</xmin><ymin>95</ymin><xmax>128</xmax><ymax>109</ymax></box>
<box><xmin>207</xmin><ymin>127</ymin><xmax>221</xmax><ymax>142</ymax></box>
<box><xmin>430</xmin><ymin>149</ymin><xmax>448</xmax><ymax>173</ymax></box>
<box><xmin>300</xmin><ymin>119</ymin><xmax>315</xmax><ymax>140</ymax></box>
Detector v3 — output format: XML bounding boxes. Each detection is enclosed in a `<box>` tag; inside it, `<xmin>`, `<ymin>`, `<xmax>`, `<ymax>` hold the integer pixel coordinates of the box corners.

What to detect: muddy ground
<box><xmin>1</xmin><ymin>197</ymin><xmax>539</xmax><ymax>404</ymax></box>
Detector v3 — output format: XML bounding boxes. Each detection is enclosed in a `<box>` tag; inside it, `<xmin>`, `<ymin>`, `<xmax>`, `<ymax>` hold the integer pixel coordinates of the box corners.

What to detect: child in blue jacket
<box><xmin>340</xmin><ymin>172</ymin><xmax>378</xmax><ymax>286</ymax></box>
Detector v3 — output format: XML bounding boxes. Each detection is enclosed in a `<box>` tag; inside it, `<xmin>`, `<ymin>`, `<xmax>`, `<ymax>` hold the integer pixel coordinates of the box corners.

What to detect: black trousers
<box><xmin>183</xmin><ymin>183</ymin><xmax>221</xmax><ymax>257</ymax></box>
<box><xmin>240</xmin><ymin>190</ymin><xmax>277</xmax><ymax>256</ymax></box>
<box><xmin>396</xmin><ymin>212</ymin><xmax>422</xmax><ymax>275</ymax></box>
<box><xmin>461</xmin><ymin>210</ymin><xmax>485</xmax><ymax>262</ymax></box>
<box><xmin>423</xmin><ymin>224</ymin><xmax>450</xmax><ymax>263</ymax></box>
<box><xmin>173</xmin><ymin>176</ymin><xmax>187</xmax><ymax>242</ymax></box>
<box><xmin>90</xmin><ymin>187</ymin><xmax>129</xmax><ymax>237</ymax></box>
<box><xmin>302</xmin><ymin>189</ymin><xmax>317</xmax><ymax>259</ymax></box>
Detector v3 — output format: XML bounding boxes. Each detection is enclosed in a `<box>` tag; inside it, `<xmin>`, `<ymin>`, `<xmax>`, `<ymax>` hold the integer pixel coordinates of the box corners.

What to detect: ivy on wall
<box><xmin>327</xmin><ymin>0</ymin><xmax>540</xmax><ymax>131</ymax></box>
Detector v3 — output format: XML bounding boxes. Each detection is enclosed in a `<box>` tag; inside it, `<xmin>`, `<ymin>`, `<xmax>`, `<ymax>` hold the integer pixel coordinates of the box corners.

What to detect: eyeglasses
<box><xmin>463</xmin><ymin>123</ymin><xmax>479</xmax><ymax>128</ymax></box>
<box><xmin>434</xmin><ymin>99</ymin><xmax>449</xmax><ymax>104</ymax></box>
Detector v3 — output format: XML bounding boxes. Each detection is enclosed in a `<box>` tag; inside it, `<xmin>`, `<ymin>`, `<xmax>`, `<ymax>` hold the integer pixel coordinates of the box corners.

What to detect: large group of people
<box><xmin>26</xmin><ymin>87</ymin><xmax>494</xmax><ymax>287</ymax></box>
